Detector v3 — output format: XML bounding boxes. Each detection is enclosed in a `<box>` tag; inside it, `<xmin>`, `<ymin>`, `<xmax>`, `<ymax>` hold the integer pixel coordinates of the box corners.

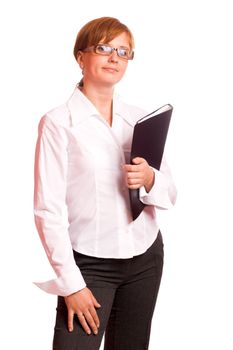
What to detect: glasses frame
<box><xmin>82</xmin><ymin>43</ymin><xmax>134</xmax><ymax>61</ymax></box>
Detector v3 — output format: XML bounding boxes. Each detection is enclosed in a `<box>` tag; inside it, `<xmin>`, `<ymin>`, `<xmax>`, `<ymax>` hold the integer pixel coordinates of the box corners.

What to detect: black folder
<box><xmin>129</xmin><ymin>104</ymin><xmax>173</xmax><ymax>220</ymax></box>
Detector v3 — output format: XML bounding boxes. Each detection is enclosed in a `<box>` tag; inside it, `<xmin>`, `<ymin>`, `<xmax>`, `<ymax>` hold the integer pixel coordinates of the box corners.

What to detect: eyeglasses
<box><xmin>82</xmin><ymin>44</ymin><xmax>134</xmax><ymax>60</ymax></box>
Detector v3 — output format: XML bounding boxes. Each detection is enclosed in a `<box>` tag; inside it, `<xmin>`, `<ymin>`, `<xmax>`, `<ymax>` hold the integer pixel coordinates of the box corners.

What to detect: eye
<box><xmin>118</xmin><ymin>47</ymin><xmax>129</xmax><ymax>57</ymax></box>
<box><xmin>96</xmin><ymin>44</ymin><xmax>111</xmax><ymax>54</ymax></box>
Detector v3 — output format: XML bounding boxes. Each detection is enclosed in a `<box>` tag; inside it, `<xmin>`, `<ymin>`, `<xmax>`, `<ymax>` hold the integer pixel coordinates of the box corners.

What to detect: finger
<box><xmin>124</xmin><ymin>164</ymin><xmax>141</xmax><ymax>172</ymax></box>
<box><xmin>90</xmin><ymin>306</ymin><xmax>100</xmax><ymax>328</ymax></box>
<box><xmin>127</xmin><ymin>172</ymin><xmax>143</xmax><ymax>179</ymax></box>
<box><xmin>84</xmin><ymin>310</ymin><xmax>99</xmax><ymax>335</ymax></box>
<box><xmin>127</xmin><ymin>177</ymin><xmax>143</xmax><ymax>185</ymax></box>
<box><xmin>128</xmin><ymin>183</ymin><xmax>141</xmax><ymax>189</ymax></box>
<box><xmin>77</xmin><ymin>313</ymin><xmax>91</xmax><ymax>335</ymax></box>
<box><xmin>67</xmin><ymin>310</ymin><xmax>74</xmax><ymax>332</ymax></box>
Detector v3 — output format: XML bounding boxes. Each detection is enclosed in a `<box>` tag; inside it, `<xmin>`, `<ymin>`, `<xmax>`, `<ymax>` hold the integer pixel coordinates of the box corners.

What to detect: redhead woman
<box><xmin>34</xmin><ymin>16</ymin><xmax>177</xmax><ymax>350</ymax></box>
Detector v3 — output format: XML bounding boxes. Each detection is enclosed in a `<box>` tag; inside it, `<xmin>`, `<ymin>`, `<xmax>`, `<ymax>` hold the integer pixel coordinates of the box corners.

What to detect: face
<box><xmin>77</xmin><ymin>32</ymin><xmax>131</xmax><ymax>88</ymax></box>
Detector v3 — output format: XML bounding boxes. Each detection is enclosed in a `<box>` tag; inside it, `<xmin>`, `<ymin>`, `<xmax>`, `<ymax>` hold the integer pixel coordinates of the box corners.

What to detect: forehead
<box><xmin>102</xmin><ymin>32</ymin><xmax>131</xmax><ymax>47</ymax></box>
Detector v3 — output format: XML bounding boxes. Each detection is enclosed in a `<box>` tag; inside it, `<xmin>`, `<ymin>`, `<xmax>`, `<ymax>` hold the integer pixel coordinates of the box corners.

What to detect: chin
<box><xmin>101</xmin><ymin>77</ymin><xmax>122</xmax><ymax>87</ymax></box>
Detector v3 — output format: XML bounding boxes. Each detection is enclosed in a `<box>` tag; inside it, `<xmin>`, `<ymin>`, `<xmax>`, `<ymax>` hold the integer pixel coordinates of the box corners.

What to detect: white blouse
<box><xmin>34</xmin><ymin>87</ymin><xmax>177</xmax><ymax>296</ymax></box>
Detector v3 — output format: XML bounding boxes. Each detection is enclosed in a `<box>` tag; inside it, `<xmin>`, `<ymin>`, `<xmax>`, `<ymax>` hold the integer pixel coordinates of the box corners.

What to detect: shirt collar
<box><xmin>67</xmin><ymin>87</ymin><xmax>100</xmax><ymax>126</ymax></box>
<box><xmin>67</xmin><ymin>86</ymin><xmax>135</xmax><ymax>127</ymax></box>
<box><xmin>113</xmin><ymin>94</ymin><xmax>135</xmax><ymax>127</ymax></box>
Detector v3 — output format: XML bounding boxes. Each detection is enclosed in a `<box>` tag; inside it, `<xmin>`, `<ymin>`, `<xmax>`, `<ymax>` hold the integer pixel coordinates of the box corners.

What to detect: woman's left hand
<box><xmin>123</xmin><ymin>157</ymin><xmax>154</xmax><ymax>193</ymax></box>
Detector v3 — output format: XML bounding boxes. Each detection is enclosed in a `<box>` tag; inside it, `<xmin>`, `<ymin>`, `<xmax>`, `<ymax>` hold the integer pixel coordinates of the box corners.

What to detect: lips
<box><xmin>102</xmin><ymin>67</ymin><xmax>119</xmax><ymax>73</ymax></box>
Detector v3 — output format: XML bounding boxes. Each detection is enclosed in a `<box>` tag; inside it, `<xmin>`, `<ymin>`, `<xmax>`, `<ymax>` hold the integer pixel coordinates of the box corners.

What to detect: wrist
<box><xmin>145</xmin><ymin>168</ymin><xmax>155</xmax><ymax>193</ymax></box>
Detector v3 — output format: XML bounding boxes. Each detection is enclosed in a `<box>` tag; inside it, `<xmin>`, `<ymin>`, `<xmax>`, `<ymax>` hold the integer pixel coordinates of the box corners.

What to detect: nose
<box><xmin>108</xmin><ymin>48</ymin><xmax>118</xmax><ymax>63</ymax></box>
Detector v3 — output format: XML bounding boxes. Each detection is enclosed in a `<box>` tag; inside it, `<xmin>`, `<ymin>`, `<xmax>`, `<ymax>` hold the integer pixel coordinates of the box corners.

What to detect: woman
<box><xmin>34</xmin><ymin>16</ymin><xmax>177</xmax><ymax>350</ymax></box>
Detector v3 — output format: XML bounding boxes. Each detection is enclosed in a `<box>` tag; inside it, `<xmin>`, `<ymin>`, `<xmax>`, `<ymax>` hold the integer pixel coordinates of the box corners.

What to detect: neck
<box><xmin>80</xmin><ymin>82</ymin><xmax>114</xmax><ymax>126</ymax></box>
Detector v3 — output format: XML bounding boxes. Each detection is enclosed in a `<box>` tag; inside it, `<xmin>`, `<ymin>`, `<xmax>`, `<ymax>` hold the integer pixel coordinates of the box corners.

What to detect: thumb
<box><xmin>132</xmin><ymin>157</ymin><xmax>144</xmax><ymax>165</ymax></box>
<box><xmin>91</xmin><ymin>294</ymin><xmax>101</xmax><ymax>308</ymax></box>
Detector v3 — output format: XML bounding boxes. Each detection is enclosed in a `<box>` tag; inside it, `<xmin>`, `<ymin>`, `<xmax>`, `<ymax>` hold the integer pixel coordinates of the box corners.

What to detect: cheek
<box><xmin>83</xmin><ymin>56</ymin><xmax>101</xmax><ymax>72</ymax></box>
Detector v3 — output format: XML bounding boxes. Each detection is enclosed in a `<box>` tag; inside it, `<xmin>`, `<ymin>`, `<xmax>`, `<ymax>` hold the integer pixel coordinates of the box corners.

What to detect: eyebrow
<box><xmin>101</xmin><ymin>42</ymin><xmax>131</xmax><ymax>49</ymax></box>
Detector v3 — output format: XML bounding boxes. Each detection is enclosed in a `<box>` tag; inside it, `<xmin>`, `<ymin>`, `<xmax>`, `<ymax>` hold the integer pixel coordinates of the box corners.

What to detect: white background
<box><xmin>0</xmin><ymin>0</ymin><xmax>232</xmax><ymax>349</ymax></box>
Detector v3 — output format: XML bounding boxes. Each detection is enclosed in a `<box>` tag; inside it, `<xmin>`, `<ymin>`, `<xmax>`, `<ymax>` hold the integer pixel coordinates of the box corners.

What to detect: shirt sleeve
<box><xmin>33</xmin><ymin>115</ymin><xmax>86</xmax><ymax>296</ymax></box>
<box><xmin>139</xmin><ymin>157</ymin><xmax>177</xmax><ymax>209</ymax></box>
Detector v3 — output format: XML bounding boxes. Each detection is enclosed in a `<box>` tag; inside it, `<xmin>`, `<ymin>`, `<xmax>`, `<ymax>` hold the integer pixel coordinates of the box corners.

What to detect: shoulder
<box><xmin>37</xmin><ymin>103</ymin><xmax>71</xmax><ymax>133</ymax></box>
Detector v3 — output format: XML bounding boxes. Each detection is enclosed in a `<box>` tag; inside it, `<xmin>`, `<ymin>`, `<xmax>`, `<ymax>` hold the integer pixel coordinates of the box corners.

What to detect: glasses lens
<box><xmin>118</xmin><ymin>48</ymin><xmax>129</xmax><ymax>58</ymax></box>
<box><xmin>118</xmin><ymin>47</ymin><xmax>134</xmax><ymax>60</ymax></box>
<box><xmin>95</xmin><ymin>45</ymin><xmax>112</xmax><ymax>55</ymax></box>
<box><xmin>93</xmin><ymin>44</ymin><xmax>134</xmax><ymax>60</ymax></box>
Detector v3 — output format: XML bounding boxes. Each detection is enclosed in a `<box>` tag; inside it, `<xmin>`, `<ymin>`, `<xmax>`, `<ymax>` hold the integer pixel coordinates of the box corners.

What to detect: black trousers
<box><xmin>53</xmin><ymin>231</ymin><xmax>164</xmax><ymax>350</ymax></box>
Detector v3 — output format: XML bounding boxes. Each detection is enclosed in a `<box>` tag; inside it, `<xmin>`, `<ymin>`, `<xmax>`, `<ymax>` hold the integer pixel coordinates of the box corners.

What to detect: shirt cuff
<box><xmin>34</xmin><ymin>267</ymin><xmax>86</xmax><ymax>296</ymax></box>
<box><xmin>139</xmin><ymin>168</ymin><xmax>176</xmax><ymax>209</ymax></box>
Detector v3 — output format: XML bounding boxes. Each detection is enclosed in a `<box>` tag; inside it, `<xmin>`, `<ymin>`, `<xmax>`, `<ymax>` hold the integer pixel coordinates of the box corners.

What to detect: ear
<box><xmin>76</xmin><ymin>51</ymin><xmax>84</xmax><ymax>70</ymax></box>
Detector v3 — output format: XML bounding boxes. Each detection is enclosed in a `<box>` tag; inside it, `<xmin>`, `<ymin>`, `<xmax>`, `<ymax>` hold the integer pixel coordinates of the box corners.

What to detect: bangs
<box><xmin>86</xmin><ymin>21</ymin><xmax>134</xmax><ymax>49</ymax></box>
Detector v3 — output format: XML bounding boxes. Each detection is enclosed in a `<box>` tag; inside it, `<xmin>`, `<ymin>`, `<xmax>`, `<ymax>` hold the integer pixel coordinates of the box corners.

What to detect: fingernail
<box><xmin>69</xmin><ymin>328</ymin><xmax>72</xmax><ymax>332</ymax></box>
<box><xmin>87</xmin><ymin>331</ymin><xmax>91</xmax><ymax>335</ymax></box>
<box><xmin>94</xmin><ymin>330</ymin><xmax>98</xmax><ymax>335</ymax></box>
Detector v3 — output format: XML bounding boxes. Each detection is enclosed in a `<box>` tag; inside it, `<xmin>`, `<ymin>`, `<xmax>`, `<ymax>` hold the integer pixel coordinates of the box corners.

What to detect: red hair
<box><xmin>73</xmin><ymin>17</ymin><xmax>134</xmax><ymax>60</ymax></box>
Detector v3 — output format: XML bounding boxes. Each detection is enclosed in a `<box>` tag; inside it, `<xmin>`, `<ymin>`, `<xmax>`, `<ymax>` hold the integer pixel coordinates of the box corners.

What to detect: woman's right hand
<box><xmin>64</xmin><ymin>287</ymin><xmax>101</xmax><ymax>335</ymax></box>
